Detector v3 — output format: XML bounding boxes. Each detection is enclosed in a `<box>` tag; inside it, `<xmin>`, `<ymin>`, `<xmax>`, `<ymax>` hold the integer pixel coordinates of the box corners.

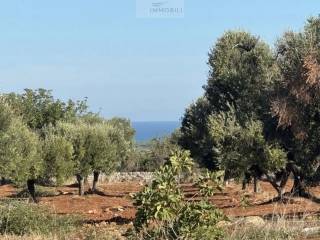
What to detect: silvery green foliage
<box><xmin>56</xmin><ymin>119</ymin><xmax>131</xmax><ymax>178</ymax></box>
<box><xmin>85</xmin><ymin>121</ymin><xmax>127</xmax><ymax>174</ymax></box>
<box><xmin>0</xmin><ymin>102</ymin><xmax>42</xmax><ymax>184</ymax></box>
<box><xmin>208</xmin><ymin>109</ymin><xmax>287</xmax><ymax>180</ymax></box>
<box><xmin>57</xmin><ymin>121</ymin><xmax>91</xmax><ymax>177</ymax></box>
<box><xmin>1</xmin><ymin>88</ymin><xmax>88</xmax><ymax>131</ymax></box>
<box><xmin>180</xmin><ymin>31</ymin><xmax>275</xmax><ymax>169</ymax></box>
<box><xmin>41</xmin><ymin>125</ymin><xmax>74</xmax><ymax>185</ymax></box>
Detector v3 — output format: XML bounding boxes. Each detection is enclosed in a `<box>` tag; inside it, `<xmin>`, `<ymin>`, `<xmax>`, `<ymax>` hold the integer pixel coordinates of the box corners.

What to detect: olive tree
<box><xmin>0</xmin><ymin>102</ymin><xmax>42</xmax><ymax>201</ymax></box>
<box><xmin>180</xmin><ymin>17</ymin><xmax>320</xmax><ymax>201</ymax></box>
<box><xmin>41</xmin><ymin>125</ymin><xmax>74</xmax><ymax>185</ymax></box>
<box><xmin>108</xmin><ymin>117</ymin><xmax>135</xmax><ymax>143</ymax></box>
<box><xmin>208</xmin><ymin>110</ymin><xmax>288</xmax><ymax>198</ymax></box>
<box><xmin>179</xmin><ymin>31</ymin><xmax>275</xmax><ymax>171</ymax></box>
<box><xmin>57</xmin><ymin>120</ymin><xmax>131</xmax><ymax>195</ymax></box>
<box><xmin>86</xmin><ymin>123</ymin><xmax>127</xmax><ymax>192</ymax></box>
<box><xmin>1</xmin><ymin>88</ymin><xmax>88</xmax><ymax>191</ymax></box>
<box><xmin>57</xmin><ymin>121</ymin><xmax>90</xmax><ymax>195</ymax></box>
<box><xmin>108</xmin><ymin>117</ymin><xmax>135</xmax><ymax>171</ymax></box>
<box><xmin>179</xmin><ymin>97</ymin><xmax>216</xmax><ymax>169</ymax></box>
<box><xmin>271</xmin><ymin>17</ymin><xmax>320</xmax><ymax>196</ymax></box>
<box><xmin>80</xmin><ymin>117</ymin><xmax>135</xmax><ymax>192</ymax></box>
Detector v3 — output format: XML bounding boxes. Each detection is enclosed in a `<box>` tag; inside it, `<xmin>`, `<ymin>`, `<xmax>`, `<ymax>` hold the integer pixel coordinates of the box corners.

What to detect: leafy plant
<box><xmin>196</xmin><ymin>170</ymin><xmax>224</xmax><ymax>197</ymax></box>
<box><xmin>133</xmin><ymin>148</ymin><xmax>189</xmax><ymax>229</ymax></box>
<box><xmin>132</xmin><ymin>148</ymin><xmax>225</xmax><ymax>239</ymax></box>
<box><xmin>240</xmin><ymin>193</ymin><xmax>251</xmax><ymax>208</ymax></box>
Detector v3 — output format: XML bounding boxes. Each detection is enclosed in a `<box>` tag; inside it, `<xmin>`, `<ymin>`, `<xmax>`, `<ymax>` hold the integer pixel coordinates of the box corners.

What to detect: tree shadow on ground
<box><xmin>84</xmin><ymin>216</ymin><xmax>133</xmax><ymax>225</ymax></box>
<box><xmin>257</xmin><ymin>192</ymin><xmax>320</xmax><ymax>205</ymax></box>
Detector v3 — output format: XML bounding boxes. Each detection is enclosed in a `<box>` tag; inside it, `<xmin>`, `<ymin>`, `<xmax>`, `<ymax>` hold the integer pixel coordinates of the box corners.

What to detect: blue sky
<box><xmin>0</xmin><ymin>1</ymin><xmax>319</xmax><ymax>121</ymax></box>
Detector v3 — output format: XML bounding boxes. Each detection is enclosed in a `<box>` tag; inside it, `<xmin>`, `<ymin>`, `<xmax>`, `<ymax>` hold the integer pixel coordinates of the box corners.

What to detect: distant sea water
<box><xmin>132</xmin><ymin>121</ymin><xmax>180</xmax><ymax>142</ymax></box>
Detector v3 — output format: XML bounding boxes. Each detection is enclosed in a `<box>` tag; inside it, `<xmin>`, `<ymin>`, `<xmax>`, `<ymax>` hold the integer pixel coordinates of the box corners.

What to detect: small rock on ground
<box><xmin>235</xmin><ymin>216</ymin><xmax>265</xmax><ymax>227</ymax></box>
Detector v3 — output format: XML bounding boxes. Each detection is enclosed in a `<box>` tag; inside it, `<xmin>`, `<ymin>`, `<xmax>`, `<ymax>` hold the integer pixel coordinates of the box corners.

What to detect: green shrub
<box><xmin>171</xmin><ymin>201</ymin><xmax>225</xmax><ymax>239</ymax></box>
<box><xmin>0</xmin><ymin>201</ymin><xmax>80</xmax><ymax>236</ymax></box>
<box><xmin>131</xmin><ymin>148</ymin><xmax>225</xmax><ymax>239</ymax></box>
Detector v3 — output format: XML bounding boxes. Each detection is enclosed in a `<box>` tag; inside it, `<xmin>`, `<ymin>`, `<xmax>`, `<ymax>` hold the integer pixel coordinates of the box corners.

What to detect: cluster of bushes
<box><xmin>0</xmin><ymin>89</ymin><xmax>135</xmax><ymax>199</ymax></box>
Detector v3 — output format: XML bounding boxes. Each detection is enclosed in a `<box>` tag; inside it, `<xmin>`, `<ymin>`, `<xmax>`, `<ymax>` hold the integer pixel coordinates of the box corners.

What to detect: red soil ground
<box><xmin>1</xmin><ymin>180</ymin><xmax>320</xmax><ymax>222</ymax></box>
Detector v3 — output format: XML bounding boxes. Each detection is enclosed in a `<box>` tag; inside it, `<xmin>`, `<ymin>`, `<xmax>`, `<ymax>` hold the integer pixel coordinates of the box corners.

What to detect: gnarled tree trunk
<box><xmin>289</xmin><ymin>162</ymin><xmax>310</xmax><ymax>198</ymax></box>
<box><xmin>291</xmin><ymin>175</ymin><xmax>308</xmax><ymax>197</ymax></box>
<box><xmin>1</xmin><ymin>177</ymin><xmax>5</xmax><ymax>185</ymax></box>
<box><xmin>76</xmin><ymin>174</ymin><xmax>85</xmax><ymax>196</ymax></box>
<box><xmin>242</xmin><ymin>172</ymin><xmax>251</xmax><ymax>190</ymax></box>
<box><xmin>92</xmin><ymin>171</ymin><xmax>100</xmax><ymax>193</ymax></box>
<box><xmin>269</xmin><ymin>180</ymin><xmax>285</xmax><ymax>199</ymax></box>
<box><xmin>263</xmin><ymin>170</ymin><xmax>290</xmax><ymax>200</ymax></box>
<box><xmin>253</xmin><ymin>176</ymin><xmax>260</xmax><ymax>193</ymax></box>
<box><xmin>27</xmin><ymin>179</ymin><xmax>37</xmax><ymax>203</ymax></box>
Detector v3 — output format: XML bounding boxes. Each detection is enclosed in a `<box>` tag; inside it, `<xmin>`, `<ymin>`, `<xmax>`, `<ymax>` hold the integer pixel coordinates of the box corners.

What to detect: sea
<box><xmin>132</xmin><ymin>121</ymin><xmax>180</xmax><ymax>142</ymax></box>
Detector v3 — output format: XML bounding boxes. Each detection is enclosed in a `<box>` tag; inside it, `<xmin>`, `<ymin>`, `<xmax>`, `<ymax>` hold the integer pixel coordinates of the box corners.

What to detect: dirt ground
<box><xmin>1</xmin><ymin>180</ymin><xmax>320</xmax><ymax>223</ymax></box>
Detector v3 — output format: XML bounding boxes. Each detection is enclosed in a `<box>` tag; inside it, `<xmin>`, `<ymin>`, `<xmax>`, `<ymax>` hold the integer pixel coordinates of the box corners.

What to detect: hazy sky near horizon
<box><xmin>0</xmin><ymin>1</ymin><xmax>319</xmax><ymax>121</ymax></box>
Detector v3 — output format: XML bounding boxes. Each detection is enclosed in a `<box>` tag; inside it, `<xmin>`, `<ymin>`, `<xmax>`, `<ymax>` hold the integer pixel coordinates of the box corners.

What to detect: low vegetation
<box><xmin>0</xmin><ymin>201</ymin><xmax>80</xmax><ymax>236</ymax></box>
<box><xmin>129</xmin><ymin>149</ymin><xmax>225</xmax><ymax>239</ymax></box>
